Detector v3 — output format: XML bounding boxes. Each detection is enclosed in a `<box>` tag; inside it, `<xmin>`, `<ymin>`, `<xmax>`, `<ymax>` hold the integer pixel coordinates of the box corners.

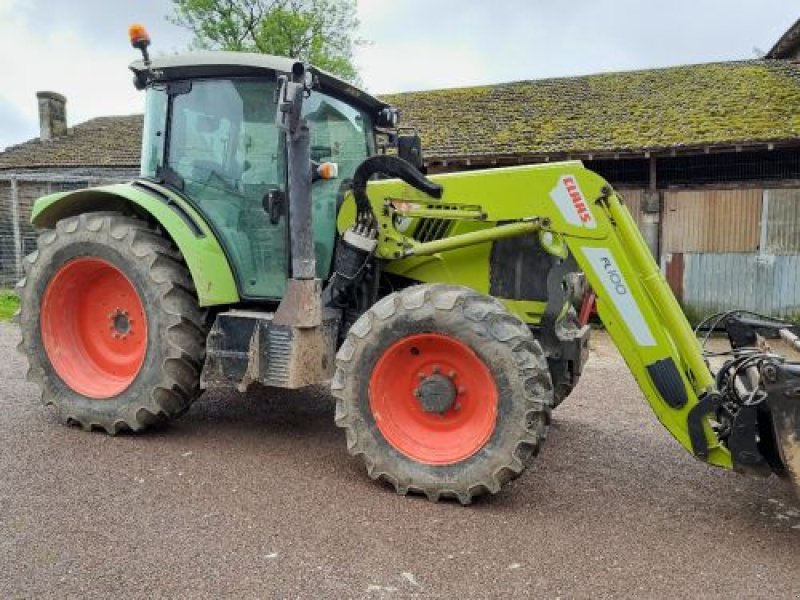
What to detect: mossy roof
<box><xmin>2</xmin><ymin>59</ymin><xmax>799</xmax><ymax>170</ymax></box>
<box><xmin>0</xmin><ymin>115</ymin><xmax>142</xmax><ymax>170</ymax></box>
<box><xmin>381</xmin><ymin>60</ymin><xmax>800</xmax><ymax>162</ymax></box>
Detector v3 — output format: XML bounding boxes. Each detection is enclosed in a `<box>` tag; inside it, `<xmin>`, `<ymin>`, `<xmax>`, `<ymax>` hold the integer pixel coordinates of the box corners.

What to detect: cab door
<box><xmin>166</xmin><ymin>78</ymin><xmax>288</xmax><ymax>299</ymax></box>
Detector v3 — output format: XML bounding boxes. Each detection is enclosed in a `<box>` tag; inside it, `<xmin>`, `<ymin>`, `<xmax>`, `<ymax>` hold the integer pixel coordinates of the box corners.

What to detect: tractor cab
<box><xmin>131</xmin><ymin>52</ymin><xmax>394</xmax><ymax>300</ymax></box>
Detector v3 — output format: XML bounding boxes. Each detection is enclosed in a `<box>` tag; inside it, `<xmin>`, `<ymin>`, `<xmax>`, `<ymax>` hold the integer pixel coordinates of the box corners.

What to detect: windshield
<box><xmin>303</xmin><ymin>93</ymin><xmax>373</xmax><ymax>172</ymax></box>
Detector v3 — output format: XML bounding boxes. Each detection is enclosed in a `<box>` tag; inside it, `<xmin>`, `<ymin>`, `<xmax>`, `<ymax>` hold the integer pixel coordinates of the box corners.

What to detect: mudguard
<box><xmin>31</xmin><ymin>180</ymin><xmax>239</xmax><ymax>306</ymax></box>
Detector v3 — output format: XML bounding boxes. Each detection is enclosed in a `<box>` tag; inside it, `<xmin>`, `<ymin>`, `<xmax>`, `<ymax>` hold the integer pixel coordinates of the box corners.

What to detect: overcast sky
<box><xmin>0</xmin><ymin>0</ymin><xmax>796</xmax><ymax>151</ymax></box>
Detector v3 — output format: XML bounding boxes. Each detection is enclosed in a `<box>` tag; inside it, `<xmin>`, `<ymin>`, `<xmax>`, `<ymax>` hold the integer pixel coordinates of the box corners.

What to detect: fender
<box><xmin>31</xmin><ymin>180</ymin><xmax>239</xmax><ymax>306</ymax></box>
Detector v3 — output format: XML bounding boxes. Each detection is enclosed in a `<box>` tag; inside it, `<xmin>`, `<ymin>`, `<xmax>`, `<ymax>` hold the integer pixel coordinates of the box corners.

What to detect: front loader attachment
<box><xmin>349</xmin><ymin>161</ymin><xmax>800</xmax><ymax>495</ymax></box>
<box><xmin>762</xmin><ymin>361</ymin><xmax>800</xmax><ymax>491</ymax></box>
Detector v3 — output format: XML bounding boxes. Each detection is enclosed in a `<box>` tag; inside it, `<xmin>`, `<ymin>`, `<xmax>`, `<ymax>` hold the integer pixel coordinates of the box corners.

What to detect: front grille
<box><xmin>412</xmin><ymin>206</ymin><xmax>457</xmax><ymax>242</ymax></box>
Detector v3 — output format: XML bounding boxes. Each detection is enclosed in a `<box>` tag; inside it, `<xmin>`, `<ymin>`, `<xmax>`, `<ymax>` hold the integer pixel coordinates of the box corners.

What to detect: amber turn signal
<box><xmin>317</xmin><ymin>162</ymin><xmax>339</xmax><ymax>180</ymax></box>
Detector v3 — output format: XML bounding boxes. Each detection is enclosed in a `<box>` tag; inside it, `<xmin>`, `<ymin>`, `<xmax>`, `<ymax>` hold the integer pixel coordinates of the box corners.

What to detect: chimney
<box><xmin>36</xmin><ymin>91</ymin><xmax>67</xmax><ymax>141</ymax></box>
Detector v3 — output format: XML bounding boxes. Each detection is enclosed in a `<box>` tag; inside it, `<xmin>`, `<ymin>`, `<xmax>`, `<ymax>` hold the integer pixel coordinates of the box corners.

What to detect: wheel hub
<box><xmin>40</xmin><ymin>257</ymin><xmax>148</xmax><ymax>399</ymax></box>
<box><xmin>415</xmin><ymin>373</ymin><xmax>457</xmax><ymax>414</ymax></box>
<box><xmin>110</xmin><ymin>308</ymin><xmax>133</xmax><ymax>339</ymax></box>
<box><xmin>369</xmin><ymin>333</ymin><xmax>498</xmax><ymax>465</ymax></box>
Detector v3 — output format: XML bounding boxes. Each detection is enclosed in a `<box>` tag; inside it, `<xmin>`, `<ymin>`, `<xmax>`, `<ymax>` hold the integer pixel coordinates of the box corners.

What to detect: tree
<box><xmin>168</xmin><ymin>0</ymin><xmax>362</xmax><ymax>83</ymax></box>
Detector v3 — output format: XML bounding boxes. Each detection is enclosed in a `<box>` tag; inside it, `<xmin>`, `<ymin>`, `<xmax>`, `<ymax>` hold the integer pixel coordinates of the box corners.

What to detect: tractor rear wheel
<box><xmin>333</xmin><ymin>284</ymin><xmax>553</xmax><ymax>504</ymax></box>
<box><xmin>17</xmin><ymin>213</ymin><xmax>207</xmax><ymax>433</ymax></box>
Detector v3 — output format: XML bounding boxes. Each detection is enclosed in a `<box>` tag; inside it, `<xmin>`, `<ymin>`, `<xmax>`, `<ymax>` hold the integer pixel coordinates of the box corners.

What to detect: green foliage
<box><xmin>168</xmin><ymin>0</ymin><xmax>361</xmax><ymax>83</ymax></box>
<box><xmin>0</xmin><ymin>291</ymin><xmax>19</xmax><ymax>322</ymax></box>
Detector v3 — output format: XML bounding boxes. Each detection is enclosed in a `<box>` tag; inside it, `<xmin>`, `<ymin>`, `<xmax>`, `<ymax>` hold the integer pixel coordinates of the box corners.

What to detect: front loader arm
<box><xmin>510</xmin><ymin>167</ymin><xmax>728</xmax><ymax>467</ymax></box>
<box><xmin>558</xmin><ymin>182</ymin><xmax>730</xmax><ymax>467</ymax></box>
<box><xmin>351</xmin><ymin>162</ymin><xmax>731</xmax><ymax>468</ymax></box>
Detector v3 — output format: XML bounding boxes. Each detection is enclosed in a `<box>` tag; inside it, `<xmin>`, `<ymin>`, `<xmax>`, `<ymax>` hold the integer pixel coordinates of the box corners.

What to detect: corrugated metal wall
<box><xmin>0</xmin><ymin>171</ymin><xmax>135</xmax><ymax>286</ymax></box>
<box><xmin>680</xmin><ymin>253</ymin><xmax>800</xmax><ymax>319</ymax></box>
<box><xmin>765</xmin><ymin>188</ymin><xmax>800</xmax><ymax>254</ymax></box>
<box><xmin>661</xmin><ymin>187</ymin><xmax>800</xmax><ymax>320</ymax></box>
<box><xmin>662</xmin><ymin>189</ymin><xmax>761</xmax><ymax>253</ymax></box>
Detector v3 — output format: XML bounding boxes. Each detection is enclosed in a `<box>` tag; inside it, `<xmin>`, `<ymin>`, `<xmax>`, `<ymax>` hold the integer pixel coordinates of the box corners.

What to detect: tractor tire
<box><xmin>16</xmin><ymin>212</ymin><xmax>208</xmax><ymax>433</ymax></box>
<box><xmin>332</xmin><ymin>284</ymin><xmax>553</xmax><ymax>504</ymax></box>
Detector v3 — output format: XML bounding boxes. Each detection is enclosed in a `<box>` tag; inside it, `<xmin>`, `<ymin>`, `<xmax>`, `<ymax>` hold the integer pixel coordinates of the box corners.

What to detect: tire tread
<box><xmin>333</xmin><ymin>284</ymin><xmax>553</xmax><ymax>504</ymax></box>
<box><xmin>17</xmin><ymin>212</ymin><xmax>207</xmax><ymax>434</ymax></box>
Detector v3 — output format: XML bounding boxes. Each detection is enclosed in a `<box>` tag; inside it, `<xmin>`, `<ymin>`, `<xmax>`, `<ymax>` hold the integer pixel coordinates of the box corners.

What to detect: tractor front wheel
<box><xmin>17</xmin><ymin>213</ymin><xmax>207</xmax><ymax>433</ymax></box>
<box><xmin>333</xmin><ymin>284</ymin><xmax>553</xmax><ymax>504</ymax></box>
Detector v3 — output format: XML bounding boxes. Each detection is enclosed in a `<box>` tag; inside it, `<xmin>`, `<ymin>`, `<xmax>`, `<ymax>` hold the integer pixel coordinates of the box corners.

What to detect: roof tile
<box><xmin>2</xmin><ymin>60</ymin><xmax>798</xmax><ymax>169</ymax></box>
<box><xmin>0</xmin><ymin>115</ymin><xmax>142</xmax><ymax>170</ymax></box>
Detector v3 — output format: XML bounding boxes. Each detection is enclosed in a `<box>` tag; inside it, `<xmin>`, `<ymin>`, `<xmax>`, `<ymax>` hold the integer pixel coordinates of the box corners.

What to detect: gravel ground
<box><xmin>1</xmin><ymin>322</ymin><xmax>798</xmax><ymax>599</ymax></box>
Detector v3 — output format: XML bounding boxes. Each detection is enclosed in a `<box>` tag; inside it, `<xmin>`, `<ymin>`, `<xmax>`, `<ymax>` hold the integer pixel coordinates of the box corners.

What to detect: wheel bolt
<box><xmin>432</xmin><ymin>365</ymin><xmax>440</xmax><ymax>374</ymax></box>
<box><xmin>448</xmin><ymin>370</ymin><xmax>456</xmax><ymax>379</ymax></box>
<box><xmin>417</xmin><ymin>372</ymin><xmax>426</xmax><ymax>380</ymax></box>
<box><xmin>454</xmin><ymin>403</ymin><xmax>461</xmax><ymax>411</ymax></box>
<box><xmin>457</xmin><ymin>386</ymin><xmax>466</xmax><ymax>395</ymax></box>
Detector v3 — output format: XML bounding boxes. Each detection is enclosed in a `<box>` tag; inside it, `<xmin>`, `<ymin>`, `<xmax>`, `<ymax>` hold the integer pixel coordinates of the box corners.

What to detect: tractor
<box><xmin>16</xmin><ymin>26</ymin><xmax>800</xmax><ymax>504</ymax></box>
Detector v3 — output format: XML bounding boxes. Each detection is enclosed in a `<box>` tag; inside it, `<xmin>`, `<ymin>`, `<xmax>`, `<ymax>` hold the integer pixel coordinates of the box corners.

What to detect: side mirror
<box><xmin>397</xmin><ymin>132</ymin><xmax>424</xmax><ymax>171</ymax></box>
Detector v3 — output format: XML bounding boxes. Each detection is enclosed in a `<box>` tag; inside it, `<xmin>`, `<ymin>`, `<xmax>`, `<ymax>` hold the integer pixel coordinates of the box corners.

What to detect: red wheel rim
<box><xmin>369</xmin><ymin>333</ymin><xmax>498</xmax><ymax>465</ymax></box>
<box><xmin>40</xmin><ymin>257</ymin><xmax>148</xmax><ymax>399</ymax></box>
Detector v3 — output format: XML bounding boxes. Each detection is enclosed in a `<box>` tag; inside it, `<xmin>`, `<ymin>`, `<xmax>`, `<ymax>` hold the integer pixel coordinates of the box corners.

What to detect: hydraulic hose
<box><xmin>351</xmin><ymin>155</ymin><xmax>443</xmax><ymax>226</ymax></box>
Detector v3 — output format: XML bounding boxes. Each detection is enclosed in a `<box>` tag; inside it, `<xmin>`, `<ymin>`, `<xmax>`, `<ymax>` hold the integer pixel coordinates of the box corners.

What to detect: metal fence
<box><xmin>0</xmin><ymin>173</ymin><xmax>132</xmax><ymax>287</ymax></box>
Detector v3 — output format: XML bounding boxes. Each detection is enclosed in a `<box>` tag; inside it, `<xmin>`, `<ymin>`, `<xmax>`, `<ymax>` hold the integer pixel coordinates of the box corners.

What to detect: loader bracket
<box><xmin>488</xmin><ymin>234</ymin><xmax>551</xmax><ymax>303</ymax></box>
<box><xmin>539</xmin><ymin>257</ymin><xmax>574</xmax><ymax>359</ymax></box>
<box><xmin>545</xmin><ymin>323</ymin><xmax>590</xmax><ymax>403</ymax></box>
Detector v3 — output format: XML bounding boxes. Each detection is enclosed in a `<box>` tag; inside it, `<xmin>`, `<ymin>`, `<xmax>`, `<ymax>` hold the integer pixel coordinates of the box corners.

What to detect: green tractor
<box><xmin>17</xmin><ymin>27</ymin><xmax>800</xmax><ymax>503</ymax></box>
